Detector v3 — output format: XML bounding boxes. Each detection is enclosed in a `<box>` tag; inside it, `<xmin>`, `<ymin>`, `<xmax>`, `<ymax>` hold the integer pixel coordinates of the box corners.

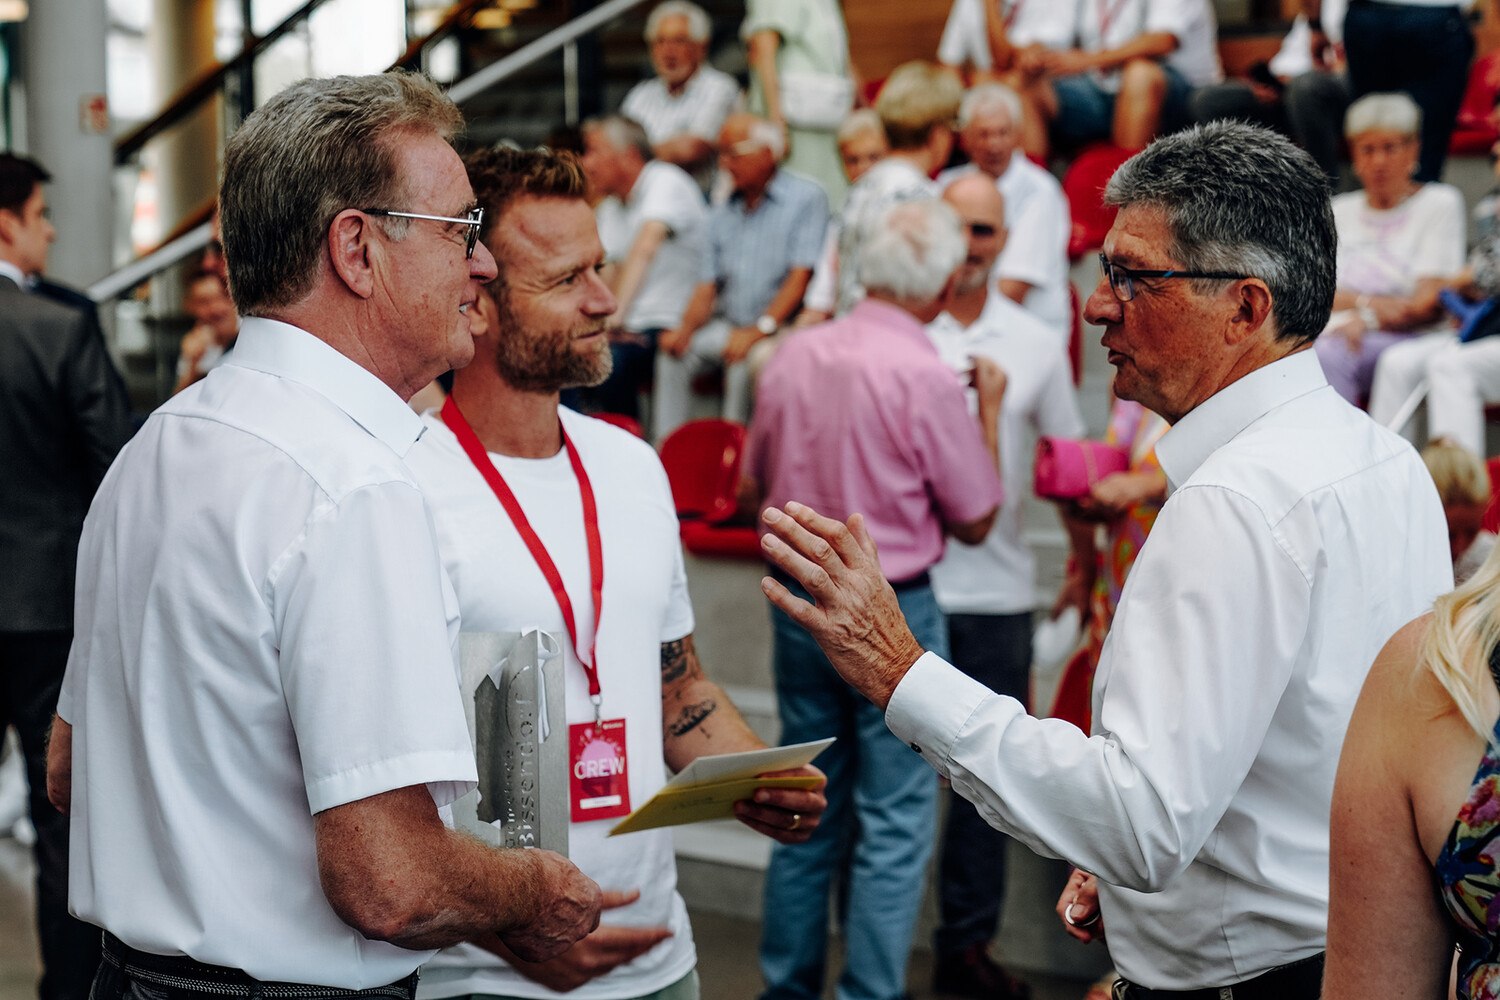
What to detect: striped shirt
<box><xmin>702</xmin><ymin>168</ymin><xmax>830</xmax><ymax>326</ymax></box>
<box><xmin>620</xmin><ymin>66</ymin><xmax>743</xmax><ymax>147</ymax></box>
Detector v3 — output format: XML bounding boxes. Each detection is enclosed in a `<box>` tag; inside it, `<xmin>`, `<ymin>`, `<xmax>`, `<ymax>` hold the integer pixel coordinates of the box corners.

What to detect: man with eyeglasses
<box><xmin>47</xmin><ymin>72</ymin><xmax>605</xmax><ymax>1000</ymax></box>
<box><xmin>752</xmin><ymin>121</ymin><xmax>1451</xmax><ymax>999</ymax></box>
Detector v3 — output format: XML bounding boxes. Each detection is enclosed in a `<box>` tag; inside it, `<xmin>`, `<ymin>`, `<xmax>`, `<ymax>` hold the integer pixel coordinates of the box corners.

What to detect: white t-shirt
<box><xmin>621</xmin><ymin>66</ymin><xmax>743</xmax><ymax>147</ymax></box>
<box><xmin>1079</xmin><ymin>0</ymin><xmax>1223</xmax><ymax>91</ymax></box>
<box><xmin>57</xmin><ymin>318</ymin><xmax>478</xmax><ymax>988</ymax></box>
<box><xmin>617</xmin><ymin>160</ymin><xmax>708</xmax><ymax>333</ymax></box>
<box><xmin>1330</xmin><ymin>182</ymin><xmax>1466</xmax><ymax>334</ymax></box>
<box><xmin>407</xmin><ymin>407</ymin><xmax>698</xmax><ymax>1000</ymax></box>
<box><xmin>927</xmin><ymin>293</ymin><xmax>1085</xmax><ymax>614</ymax></box>
<box><xmin>1269</xmin><ymin>0</ymin><xmax>1347</xmax><ymax>78</ymax></box>
<box><xmin>937</xmin><ymin>0</ymin><xmax>1079</xmax><ymax>67</ymax></box>
<box><xmin>938</xmin><ymin>158</ymin><xmax>1072</xmax><ymax>338</ymax></box>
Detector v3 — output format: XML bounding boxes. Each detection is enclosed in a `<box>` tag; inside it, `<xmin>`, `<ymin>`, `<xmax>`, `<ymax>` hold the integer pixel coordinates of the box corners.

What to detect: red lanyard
<box><xmin>441</xmin><ymin>396</ymin><xmax>606</xmax><ymax>718</ymax></box>
<box><xmin>1003</xmin><ymin>0</ymin><xmax>1022</xmax><ymax>30</ymax></box>
<box><xmin>1096</xmin><ymin>0</ymin><xmax>1132</xmax><ymax>42</ymax></box>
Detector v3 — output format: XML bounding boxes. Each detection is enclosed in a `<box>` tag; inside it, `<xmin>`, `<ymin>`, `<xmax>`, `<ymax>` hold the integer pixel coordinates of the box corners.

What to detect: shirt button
<box><xmin>909</xmin><ymin>742</ymin><xmax>922</xmax><ymax>754</ymax></box>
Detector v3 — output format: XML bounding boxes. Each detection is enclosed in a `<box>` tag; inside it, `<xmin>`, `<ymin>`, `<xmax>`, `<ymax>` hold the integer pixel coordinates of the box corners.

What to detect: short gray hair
<box><xmin>645</xmin><ymin>0</ymin><xmax>710</xmax><ymax>42</ymax></box>
<box><xmin>958</xmin><ymin>83</ymin><xmax>1023</xmax><ymax>130</ymax></box>
<box><xmin>220</xmin><ymin>71</ymin><xmax>463</xmax><ymax>316</ymax></box>
<box><xmin>837</xmin><ymin>108</ymin><xmax>886</xmax><ymax>146</ymax></box>
<box><xmin>857</xmin><ymin>198</ymin><xmax>966</xmax><ymax>303</ymax></box>
<box><xmin>1104</xmin><ymin>120</ymin><xmax>1335</xmax><ymax>345</ymax></box>
<box><xmin>740</xmin><ymin>116</ymin><xmax>787</xmax><ymax>160</ymax></box>
<box><xmin>1344</xmin><ymin>91</ymin><xmax>1421</xmax><ymax>140</ymax></box>
<box><xmin>582</xmin><ymin>114</ymin><xmax>654</xmax><ymax>163</ymax></box>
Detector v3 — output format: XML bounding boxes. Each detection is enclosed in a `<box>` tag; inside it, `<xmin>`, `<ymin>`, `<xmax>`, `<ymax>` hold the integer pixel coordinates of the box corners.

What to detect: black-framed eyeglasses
<box><xmin>1098</xmin><ymin>252</ymin><xmax>1247</xmax><ymax>303</ymax></box>
<box><xmin>364</xmin><ymin>206</ymin><xmax>485</xmax><ymax>259</ymax></box>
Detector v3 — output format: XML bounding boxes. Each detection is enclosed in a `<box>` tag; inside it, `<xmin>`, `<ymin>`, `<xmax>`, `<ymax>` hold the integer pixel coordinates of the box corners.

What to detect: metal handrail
<box><xmin>448</xmin><ymin>0</ymin><xmax>652</xmax><ymax>105</ymax></box>
<box><xmin>113</xmin><ymin>0</ymin><xmax>332</xmax><ymax>165</ymax></box>
<box><xmin>91</xmin><ymin>0</ymin><xmax>658</xmax><ymax>303</ymax></box>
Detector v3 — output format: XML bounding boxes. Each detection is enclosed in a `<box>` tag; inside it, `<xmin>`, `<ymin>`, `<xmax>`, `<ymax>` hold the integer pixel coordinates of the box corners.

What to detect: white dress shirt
<box><xmin>927</xmin><ymin>292</ymin><xmax>1084</xmax><ymax>614</ymax></box>
<box><xmin>886</xmin><ymin>349</ymin><xmax>1451</xmax><ymax>989</ymax></box>
<box><xmin>57</xmin><ymin>317</ymin><xmax>478</xmax><ymax>987</ymax></box>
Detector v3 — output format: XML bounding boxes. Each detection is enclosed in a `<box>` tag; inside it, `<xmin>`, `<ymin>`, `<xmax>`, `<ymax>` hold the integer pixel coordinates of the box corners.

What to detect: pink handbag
<box><xmin>1033</xmin><ymin>437</ymin><xmax>1130</xmax><ymax>500</ymax></box>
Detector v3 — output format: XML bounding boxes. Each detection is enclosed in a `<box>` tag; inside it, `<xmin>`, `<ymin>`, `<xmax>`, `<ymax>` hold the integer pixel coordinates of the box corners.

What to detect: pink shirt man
<box><xmin>746</xmin><ymin>298</ymin><xmax>1005</xmax><ymax>583</ymax></box>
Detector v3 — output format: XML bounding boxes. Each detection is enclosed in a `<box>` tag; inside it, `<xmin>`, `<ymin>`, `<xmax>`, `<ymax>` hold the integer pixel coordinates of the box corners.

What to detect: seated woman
<box><xmin>1314</xmin><ymin>91</ymin><xmax>1465</xmax><ymax>406</ymax></box>
<box><xmin>1325</xmin><ymin>548</ymin><xmax>1500</xmax><ymax>998</ymax></box>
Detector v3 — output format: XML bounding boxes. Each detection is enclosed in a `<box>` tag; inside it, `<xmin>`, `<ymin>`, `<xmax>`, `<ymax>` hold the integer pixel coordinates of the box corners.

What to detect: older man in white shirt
<box><xmin>939</xmin><ymin>83</ymin><xmax>1072</xmax><ymax>341</ymax></box>
<box><xmin>621</xmin><ymin>0</ymin><xmax>742</xmax><ymax>192</ymax></box>
<box><xmin>754</xmin><ymin>122</ymin><xmax>1451</xmax><ymax>998</ymax></box>
<box><xmin>48</xmin><ymin>73</ymin><xmax>603</xmax><ymax>1000</ymax></box>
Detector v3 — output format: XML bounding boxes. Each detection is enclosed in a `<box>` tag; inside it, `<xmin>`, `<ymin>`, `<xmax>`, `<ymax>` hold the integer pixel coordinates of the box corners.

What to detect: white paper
<box><xmin>665</xmin><ymin>737</ymin><xmax>836</xmax><ymax>789</ymax></box>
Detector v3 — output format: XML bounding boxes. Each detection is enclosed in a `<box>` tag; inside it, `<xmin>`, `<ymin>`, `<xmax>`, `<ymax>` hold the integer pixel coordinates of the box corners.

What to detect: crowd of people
<box><xmin>11</xmin><ymin>2</ymin><xmax>1500</xmax><ymax>1000</ymax></box>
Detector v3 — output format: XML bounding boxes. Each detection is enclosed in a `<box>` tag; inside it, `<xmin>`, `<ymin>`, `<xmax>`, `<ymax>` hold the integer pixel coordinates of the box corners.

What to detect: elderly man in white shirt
<box><xmin>938</xmin><ymin>83</ymin><xmax>1072</xmax><ymax>340</ymax></box>
<box><xmin>620</xmin><ymin>1</ymin><xmax>742</xmax><ymax>192</ymax></box>
<box><xmin>754</xmin><ymin>121</ymin><xmax>1451</xmax><ymax>998</ymax></box>
<box><xmin>924</xmin><ymin>173</ymin><xmax>1086</xmax><ymax>1000</ymax></box>
<box><xmin>47</xmin><ymin>73</ymin><xmax>604</xmax><ymax>1000</ymax></box>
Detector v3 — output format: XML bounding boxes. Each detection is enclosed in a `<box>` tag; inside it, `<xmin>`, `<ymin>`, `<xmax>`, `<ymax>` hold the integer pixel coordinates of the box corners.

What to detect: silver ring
<box><xmin>789</xmin><ymin>813</ymin><xmax>802</xmax><ymax>831</ymax></box>
<box><xmin>1064</xmin><ymin>901</ymin><xmax>1099</xmax><ymax>927</ymax></box>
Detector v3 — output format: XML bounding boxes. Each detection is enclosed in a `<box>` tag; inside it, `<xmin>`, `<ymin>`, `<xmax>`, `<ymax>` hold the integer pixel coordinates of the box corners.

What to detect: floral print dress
<box><xmin>1437</xmin><ymin>647</ymin><xmax>1500</xmax><ymax>999</ymax></box>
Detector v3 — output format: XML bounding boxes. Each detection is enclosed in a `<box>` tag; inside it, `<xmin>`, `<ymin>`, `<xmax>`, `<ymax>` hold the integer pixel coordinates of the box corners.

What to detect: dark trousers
<box><xmin>1343</xmin><ymin>0</ymin><xmax>1474</xmax><ymax>183</ymax></box>
<box><xmin>0</xmin><ymin>631</ymin><xmax>100</xmax><ymax>1000</ymax></box>
<box><xmin>933</xmin><ymin>611</ymin><xmax>1032</xmax><ymax>958</ymax></box>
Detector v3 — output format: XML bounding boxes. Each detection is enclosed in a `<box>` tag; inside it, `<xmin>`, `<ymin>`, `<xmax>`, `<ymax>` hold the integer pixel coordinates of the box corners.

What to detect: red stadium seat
<box><xmin>658</xmin><ymin>419</ymin><xmax>764</xmax><ymax>559</ymax></box>
<box><xmin>1062</xmin><ymin>143</ymin><xmax>1133</xmax><ymax>261</ymax></box>
<box><xmin>592</xmin><ymin>412</ymin><xmax>645</xmax><ymax>438</ymax></box>
<box><xmin>1483</xmin><ymin>456</ymin><xmax>1500</xmax><ymax>535</ymax></box>
<box><xmin>1450</xmin><ymin>53</ymin><xmax>1500</xmax><ymax>157</ymax></box>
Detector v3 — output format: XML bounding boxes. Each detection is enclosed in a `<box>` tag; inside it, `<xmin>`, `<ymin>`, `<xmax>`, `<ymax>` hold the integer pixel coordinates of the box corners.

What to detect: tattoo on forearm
<box><xmin>667</xmin><ymin>698</ymin><xmax>718</xmax><ymax>738</ymax></box>
<box><xmin>661</xmin><ymin>638</ymin><xmax>689</xmax><ymax>684</ymax></box>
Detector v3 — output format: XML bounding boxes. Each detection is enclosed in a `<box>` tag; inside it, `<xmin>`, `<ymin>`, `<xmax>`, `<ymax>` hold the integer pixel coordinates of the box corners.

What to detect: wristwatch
<box><xmin>755</xmin><ymin>314</ymin><xmax>778</xmax><ymax>336</ymax></box>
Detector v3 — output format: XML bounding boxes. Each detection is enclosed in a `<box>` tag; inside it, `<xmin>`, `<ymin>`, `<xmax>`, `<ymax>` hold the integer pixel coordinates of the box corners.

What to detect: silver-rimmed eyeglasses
<box><xmin>364</xmin><ymin>206</ymin><xmax>485</xmax><ymax>259</ymax></box>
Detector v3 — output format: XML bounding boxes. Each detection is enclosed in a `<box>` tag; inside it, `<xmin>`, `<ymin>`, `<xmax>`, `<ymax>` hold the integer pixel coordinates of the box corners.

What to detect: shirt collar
<box><xmin>0</xmin><ymin>261</ymin><xmax>29</xmax><ymax>290</ymax></box>
<box><xmin>731</xmin><ymin>168</ymin><xmax>787</xmax><ymax>210</ymax></box>
<box><xmin>1155</xmin><ymin>348</ymin><xmax>1328</xmax><ymax>492</ymax></box>
<box><xmin>225</xmin><ymin>317</ymin><xmax>426</xmax><ymax>457</ymax></box>
<box><xmin>852</xmin><ymin>297</ymin><xmax>940</xmax><ymax>351</ymax></box>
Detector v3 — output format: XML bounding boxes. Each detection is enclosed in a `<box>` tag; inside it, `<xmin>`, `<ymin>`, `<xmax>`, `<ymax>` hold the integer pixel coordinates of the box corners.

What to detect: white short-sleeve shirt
<box><xmin>1079</xmin><ymin>0</ymin><xmax>1223</xmax><ymax>90</ymax></box>
<box><xmin>621</xmin><ymin>66</ymin><xmax>743</xmax><ymax>147</ymax></box>
<box><xmin>619</xmin><ymin>160</ymin><xmax>709</xmax><ymax>333</ymax></box>
<box><xmin>927</xmin><ymin>292</ymin><xmax>1085</xmax><ymax>614</ymax></box>
<box><xmin>407</xmin><ymin>408</ymin><xmax>698</xmax><ymax>1000</ymax></box>
<box><xmin>938</xmin><ymin>157</ymin><xmax>1072</xmax><ymax>338</ymax></box>
<box><xmin>56</xmin><ymin>318</ymin><xmax>478</xmax><ymax>988</ymax></box>
<box><xmin>937</xmin><ymin>0</ymin><xmax>1080</xmax><ymax>67</ymax></box>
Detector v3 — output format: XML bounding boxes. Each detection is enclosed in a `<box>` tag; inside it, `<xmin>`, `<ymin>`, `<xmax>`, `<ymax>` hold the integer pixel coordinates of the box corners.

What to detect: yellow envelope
<box><xmin>608</xmin><ymin>737</ymin><xmax>835</xmax><ymax>837</ymax></box>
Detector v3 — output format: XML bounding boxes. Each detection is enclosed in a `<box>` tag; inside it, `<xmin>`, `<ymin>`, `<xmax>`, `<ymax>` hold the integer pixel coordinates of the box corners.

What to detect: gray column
<box><xmin>20</xmin><ymin>0</ymin><xmax>113</xmax><ymax>288</ymax></box>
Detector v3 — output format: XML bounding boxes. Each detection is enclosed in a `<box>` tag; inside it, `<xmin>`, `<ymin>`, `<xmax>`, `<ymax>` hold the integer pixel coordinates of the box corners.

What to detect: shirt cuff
<box><xmin>884</xmin><ymin>650</ymin><xmax>998</xmax><ymax>775</ymax></box>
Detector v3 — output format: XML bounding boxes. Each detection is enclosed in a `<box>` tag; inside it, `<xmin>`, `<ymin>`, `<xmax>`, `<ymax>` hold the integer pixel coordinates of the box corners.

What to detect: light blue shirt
<box><xmin>702</xmin><ymin>168</ymin><xmax>829</xmax><ymax>326</ymax></box>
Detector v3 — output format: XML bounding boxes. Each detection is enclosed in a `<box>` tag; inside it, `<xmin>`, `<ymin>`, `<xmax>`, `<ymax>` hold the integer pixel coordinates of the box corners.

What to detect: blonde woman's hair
<box><xmin>1422</xmin><ymin>440</ymin><xmax>1491</xmax><ymax>507</ymax></box>
<box><xmin>1423</xmin><ymin>540</ymin><xmax>1500</xmax><ymax>741</ymax></box>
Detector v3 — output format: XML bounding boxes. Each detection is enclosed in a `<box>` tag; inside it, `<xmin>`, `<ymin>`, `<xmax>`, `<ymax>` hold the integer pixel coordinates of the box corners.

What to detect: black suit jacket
<box><xmin>0</xmin><ymin>275</ymin><xmax>134</xmax><ymax>631</ymax></box>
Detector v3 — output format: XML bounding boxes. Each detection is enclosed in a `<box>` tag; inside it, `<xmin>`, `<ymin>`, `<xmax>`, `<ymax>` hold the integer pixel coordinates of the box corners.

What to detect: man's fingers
<box><xmin>760</xmin><ymin>529</ymin><xmax>837</xmax><ymax>601</ymax></box>
<box><xmin>760</xmin><ymin>574</ymin><xmax>827</xmax><ymax>632</ymax></box>
<box><xmin>763</xmin><ymin>505</ymin><xmax>845</xmax><ymax>570</ymax></box>
<box><xmin>599</xmin><ymin>889</ymin><xmax>641</xmax><ymax>910</ymax></box>
<box><xmin>592</xmin><ymin>924</ymin><xmax>673</xmax><ymax>959</ymax></box>
<box><xmin>846</xmin><ymin>512</ymin><xmax>880</xmax><ymax>562</ymax></box>
<box><xmin>783</xmin><ymin>501</ymin><xmax>869</xmax><ymax>566</ymax></box>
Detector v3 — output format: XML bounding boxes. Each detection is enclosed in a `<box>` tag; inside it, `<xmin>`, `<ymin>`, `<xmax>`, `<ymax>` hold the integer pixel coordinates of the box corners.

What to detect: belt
<box><xmin>769</xmin><ymin>566</ymin><xmax>931</xmax><ymax>593</ymax></box>
<box><xmin>101</xmin><ymin>934</ymin><xmax>419</xmax><ymax>1000</ymax></box>
<box><xmin>1113</xmin><ymin>953</ymin><xmax>1324</xmax><ymax>1000</ymax></box>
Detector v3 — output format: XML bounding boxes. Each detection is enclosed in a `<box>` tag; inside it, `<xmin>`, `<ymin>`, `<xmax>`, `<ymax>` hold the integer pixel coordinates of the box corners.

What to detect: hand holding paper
<box><xmin>733</xmin><ymin>762</ymin><xmax>827</xmax><ymax>844</ymax></box>
<box><xmin>609</xmin><ymin>738</ymin><xmax>833</xmax><ymax>837</ymax></box>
